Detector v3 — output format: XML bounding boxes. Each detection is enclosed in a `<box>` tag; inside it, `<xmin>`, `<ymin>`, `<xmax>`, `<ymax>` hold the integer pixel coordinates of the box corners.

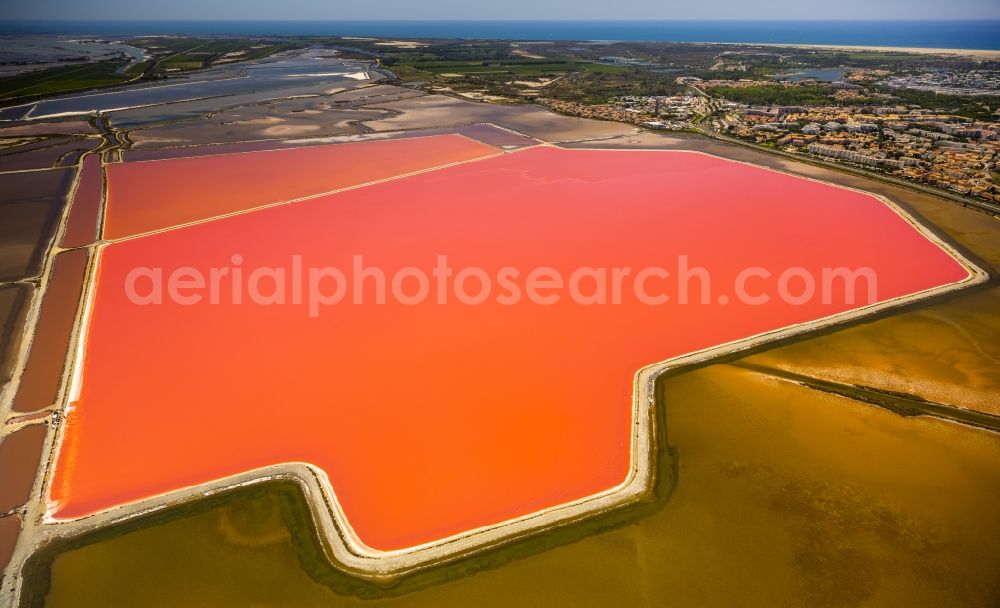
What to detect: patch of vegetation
<box><xmin>160</xmin><ymin>60</ymin><xmax>206</xmax><ymax>71</ymax></box>
<box><xmin>0</xmin><ymin>61</ymin><xmax>133</xmax><ymax>101</ymax></box>
<box><xmin>546</xmin><ymin>71</ymin><xmax>684</xmax><ymax>104</ymax></box>
<box><xmin>124</xmin><ymin>60</ymin><xmax>153</xmax><ymax>75</ymax></box>
<box><xmin>135</xmin><ymin>38</ymin><xmax>304</xmax><ymax>73</ymax></box>
<box><xmin>706</xmin><ymin>84</ymin><xmax>837</xmax><ymax>106</ymax></box>
<box><xmin>303</xmin><ymin>37</ymin><xmax>670</xmax><ymax>103</ymax></box>
<box><xmin>875</xmin><ymin>86</ymin><xmax>1000</xmax><ymax>119</ymax></box>
<box><xmin>385</xmin><ymin>64</ymin><xmax>434</xmax><ymax>82</ymax></box>
<box><xmin>410</xmin><ymin>59</ymin><xmax>625</xmax><ymax>76</ymax></box>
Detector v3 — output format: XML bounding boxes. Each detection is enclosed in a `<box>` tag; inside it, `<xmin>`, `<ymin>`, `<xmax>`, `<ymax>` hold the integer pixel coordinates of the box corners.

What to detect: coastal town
<box><xmin>716</xmin><ymin>99</ymin><xmax>999</xmax><ymax>202</ymax></box>
<box><xmin>541</xmin><ymin>70</ymin><xmax>1000</xmax><ymax>205</ymax></box>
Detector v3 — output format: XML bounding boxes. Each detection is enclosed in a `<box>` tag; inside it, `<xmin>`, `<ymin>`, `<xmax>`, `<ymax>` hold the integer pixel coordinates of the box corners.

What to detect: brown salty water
<box><xmin>12</xmin><ymin>249</ymin><xmax>88</xmax><ymax>413</ymax></box>
<box><xmin>0</xmin><ymin>425</ymin><xmax>47</xmax><ymax>513</ymax></box>
<box><xmin>0</xmin><ymin>515</ymin><xmax>22</xmax><ymax>576</ymax></box>
<box><xmin>0</xmin><ymin>169</ymin><xmax>73</xmax><ymax>282</ymax></box>
<box><xmin>0</xmin><ymin>285</ymin><xmax>30</xmax><ymax>386</ymax></box>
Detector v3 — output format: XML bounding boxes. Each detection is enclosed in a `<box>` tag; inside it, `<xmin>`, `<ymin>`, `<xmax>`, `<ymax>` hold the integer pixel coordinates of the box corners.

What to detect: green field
<box><xmin>0</xmin><ymin>62</ymin><xmax>133</xmax><ymax>101</ymax></box>
<box><xmin>160</xmin><ymin>61</ymin><xmax>206</xmax><ymax>71</ymax></box>
<box><xmin>153</xmin><ymin>40</ymin><xmax>303</xmax><ymax>71</ymax></box>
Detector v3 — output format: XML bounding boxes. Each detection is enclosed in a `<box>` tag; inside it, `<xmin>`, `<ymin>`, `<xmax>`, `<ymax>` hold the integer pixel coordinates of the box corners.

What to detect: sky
<box><xmin>6</xmin><ymin>0</ymin><xmax>1000</xmax><ymax>21</ymax></box>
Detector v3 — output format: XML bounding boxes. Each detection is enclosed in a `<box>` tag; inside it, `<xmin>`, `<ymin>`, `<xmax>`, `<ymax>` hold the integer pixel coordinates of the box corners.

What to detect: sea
<box><xmin>2</xmin><ymin>20</ymin><xmax>999</xmax><ymax>51</ymax></box>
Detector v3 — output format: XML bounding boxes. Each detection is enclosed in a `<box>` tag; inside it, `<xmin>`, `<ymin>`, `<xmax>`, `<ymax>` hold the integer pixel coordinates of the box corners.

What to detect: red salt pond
<box><xmin>103</xmin><ymin>134</ymin><xmax>498</xmax><ymax>239</ymax></box>
<box><xmin>49</xmin><ymin>144</ymin><xmax>971</xmax><ymax>552</ymax></box>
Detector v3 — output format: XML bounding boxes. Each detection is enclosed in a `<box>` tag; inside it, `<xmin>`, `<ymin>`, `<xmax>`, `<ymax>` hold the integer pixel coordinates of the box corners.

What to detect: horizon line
<box><xmin>5</xmin><ymin>17</ymin><xmax>1000</xmax><ymax>23</ymax></box>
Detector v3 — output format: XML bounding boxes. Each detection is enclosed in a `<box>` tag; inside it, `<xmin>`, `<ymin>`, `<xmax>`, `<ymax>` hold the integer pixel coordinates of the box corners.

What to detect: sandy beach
<box><xmin>717</xmin><ymin>41</ymin><xmax>1000</xmax><ymax>58</ymax></box>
